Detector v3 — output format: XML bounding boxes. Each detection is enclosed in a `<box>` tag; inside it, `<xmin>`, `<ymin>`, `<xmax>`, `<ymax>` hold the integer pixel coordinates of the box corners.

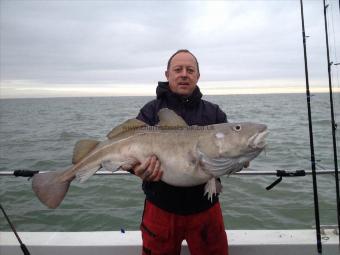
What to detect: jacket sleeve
<box><xmin>216</xmin><ymin>105</ymin><xmax>228</xmax><ymax>124</ymax></box>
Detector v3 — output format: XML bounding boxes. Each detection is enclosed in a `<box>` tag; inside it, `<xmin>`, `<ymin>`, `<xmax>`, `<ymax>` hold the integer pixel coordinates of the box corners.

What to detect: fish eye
<box><xmin>233</xmin><ymin>125</ymin><xmax>242</xmax><ymax>132</ymax></box>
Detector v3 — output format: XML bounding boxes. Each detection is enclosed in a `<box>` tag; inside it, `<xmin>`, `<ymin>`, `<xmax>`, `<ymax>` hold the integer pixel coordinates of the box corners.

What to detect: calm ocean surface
<box><xmin>0</xmin><ymin>93</ymin><xmax>339</xmax><ymax>232</ymax></box>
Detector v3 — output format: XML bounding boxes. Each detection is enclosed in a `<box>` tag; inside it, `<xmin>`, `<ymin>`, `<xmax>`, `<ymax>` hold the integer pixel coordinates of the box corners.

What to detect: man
<box><xmin>133</xmin><ymin>49</ymin><xmax>228</xmax><ymax>255</ymax></box>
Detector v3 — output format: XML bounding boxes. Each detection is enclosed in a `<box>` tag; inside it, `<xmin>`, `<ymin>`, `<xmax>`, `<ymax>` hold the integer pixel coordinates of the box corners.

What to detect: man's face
<box><xmin>165</xmin><ymin>52</ymin><xmax>200</xmax><ymax>96</ymax></box>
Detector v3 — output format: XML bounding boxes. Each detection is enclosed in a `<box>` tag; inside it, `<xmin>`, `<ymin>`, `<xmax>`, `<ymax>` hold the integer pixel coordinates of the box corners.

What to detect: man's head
<box><xmin>165</xmin><ymin>49</ymin><xmax>200</xmax><ymax>96</ymax></box>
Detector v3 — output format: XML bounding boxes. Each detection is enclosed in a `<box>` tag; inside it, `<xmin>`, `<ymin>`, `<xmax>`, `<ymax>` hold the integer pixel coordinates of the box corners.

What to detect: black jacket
<box><xmin>136</xmin><ymin>82</ymin><xmax>227</xmax><ymax>215</ymax></box>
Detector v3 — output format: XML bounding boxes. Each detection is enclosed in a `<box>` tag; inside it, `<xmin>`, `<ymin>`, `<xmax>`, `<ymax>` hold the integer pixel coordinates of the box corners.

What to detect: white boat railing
<box><xmin>0</xmin><ymin>168</ymin><xmax>336</xmax><ymax>176</ymax></box>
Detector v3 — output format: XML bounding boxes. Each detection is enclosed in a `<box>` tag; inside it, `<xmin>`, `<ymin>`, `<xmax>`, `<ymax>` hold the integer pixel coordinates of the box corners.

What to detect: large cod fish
<box><xmin>32</xmin><ymin>108</ymin><xmax>268</xmax><ymax>208</ymax></box>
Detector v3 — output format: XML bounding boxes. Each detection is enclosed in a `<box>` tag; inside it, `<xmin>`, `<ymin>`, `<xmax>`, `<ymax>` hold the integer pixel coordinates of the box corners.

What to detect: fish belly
<box><xmin>129</xmin><ymin>132</ymin><xmax>212</xmax><ymax>187</ymax></box>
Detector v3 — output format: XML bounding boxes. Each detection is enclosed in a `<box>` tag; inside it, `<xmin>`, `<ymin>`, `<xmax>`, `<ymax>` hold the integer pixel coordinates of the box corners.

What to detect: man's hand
<box><xmin>132</xmin><ymin>155</ymin><xmax>163</xmax><ymax>182</ymax></box>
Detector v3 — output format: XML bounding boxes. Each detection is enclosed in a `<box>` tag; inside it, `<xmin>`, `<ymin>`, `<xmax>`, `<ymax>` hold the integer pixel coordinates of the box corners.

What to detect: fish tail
<box><xmin>32</xmin><ymin>170</ymin><xmax>73</xmax><ymax>209</ymax></box>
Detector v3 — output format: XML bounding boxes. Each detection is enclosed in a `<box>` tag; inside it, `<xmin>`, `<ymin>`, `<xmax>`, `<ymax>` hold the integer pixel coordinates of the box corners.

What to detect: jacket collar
<box><xmin>156</xmin><ymin>81</ymin><xmax>202</xmax><ymax>107</ymax></box>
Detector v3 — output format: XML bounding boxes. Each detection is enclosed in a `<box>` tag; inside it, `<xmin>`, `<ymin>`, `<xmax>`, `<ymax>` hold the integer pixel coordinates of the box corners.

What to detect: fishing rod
<box><xmin>0</xmin><ymin>204</ymin><xmax>30</xmax><ymax>255</ymax></box>
<box><xmin>299</xmin><ymin>0</ymin><xmax>322</xmax><ymax>253</ymax></box>
<box><xmin>322</xmin><ymin>0</ymin><xmax>340</xmax><ymax>244</ymax></box>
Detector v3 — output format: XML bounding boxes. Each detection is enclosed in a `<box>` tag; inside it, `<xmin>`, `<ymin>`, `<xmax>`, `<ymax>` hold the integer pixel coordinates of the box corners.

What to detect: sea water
<box><xmin>0</xmin><ymin>93</ymin><xmax>339</xmax><ymax>231</ymax></box>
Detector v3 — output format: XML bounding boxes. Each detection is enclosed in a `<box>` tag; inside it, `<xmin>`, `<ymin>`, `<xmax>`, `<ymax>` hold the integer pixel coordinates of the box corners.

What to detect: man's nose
<box><xmin>180</xmin><ymin>69</ymin><xmax>188</xmax><ymax>77</ymax></box>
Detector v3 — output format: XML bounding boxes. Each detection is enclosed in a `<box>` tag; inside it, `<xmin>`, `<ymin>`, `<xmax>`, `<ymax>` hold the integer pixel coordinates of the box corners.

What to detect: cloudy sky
<box><xmin>1</xmin><ymin>0</ymin><xmax>340</xmax><ymax>98</ymax></box>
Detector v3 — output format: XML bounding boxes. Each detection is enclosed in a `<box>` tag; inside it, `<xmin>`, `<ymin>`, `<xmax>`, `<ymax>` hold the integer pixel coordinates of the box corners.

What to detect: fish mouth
<box><xmin>248</xmin><ymin>129</ymin><xmax>268</xmax><ymax>149</ymax></box>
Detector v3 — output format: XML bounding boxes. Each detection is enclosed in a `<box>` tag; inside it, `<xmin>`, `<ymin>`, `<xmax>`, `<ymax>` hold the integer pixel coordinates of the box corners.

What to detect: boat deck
<box><xmin>1</xmin><ymin>229</ymin><xmax>338</xmax><ymax>255</ymax></box>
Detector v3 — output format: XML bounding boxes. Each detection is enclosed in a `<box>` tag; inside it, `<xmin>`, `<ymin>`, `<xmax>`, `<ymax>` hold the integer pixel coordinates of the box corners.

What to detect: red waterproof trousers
<box><xmin>140</xmin><ymin>200</ymin><xmax>228</xmax><ymax>255</ymax></box>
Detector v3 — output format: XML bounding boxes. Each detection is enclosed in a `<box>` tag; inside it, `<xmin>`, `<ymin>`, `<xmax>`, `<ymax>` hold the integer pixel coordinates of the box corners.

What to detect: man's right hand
<box><xmin>132</xmin><ymin>155</ymin><xmax>163</xmax><ymax>182</ymax></box>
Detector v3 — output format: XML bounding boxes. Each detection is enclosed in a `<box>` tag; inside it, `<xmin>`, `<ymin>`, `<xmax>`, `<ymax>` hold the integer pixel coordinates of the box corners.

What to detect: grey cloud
<box><xmin>0</xmin><ymin>0</ymin><xmax>339</xmax><ymax>87</ymax></box>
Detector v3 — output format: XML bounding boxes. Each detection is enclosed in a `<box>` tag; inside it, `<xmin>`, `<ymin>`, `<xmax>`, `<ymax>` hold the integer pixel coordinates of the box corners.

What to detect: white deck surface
<box><xmin>0</xmin><ymin>229</ymin><xmax>339</xmax><ymax>255</ymax></box>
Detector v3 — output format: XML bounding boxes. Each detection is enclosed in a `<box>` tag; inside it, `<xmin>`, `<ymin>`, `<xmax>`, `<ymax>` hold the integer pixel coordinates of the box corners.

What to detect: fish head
<box><xmin>197</xmin><ymin>122</ymin><xmax>268</xmax><ymax>177</ymax></box>
<box><xmin>214</xmin><ymin>122</ymin><xmax>268</xmax><ymax>158</ymax></box>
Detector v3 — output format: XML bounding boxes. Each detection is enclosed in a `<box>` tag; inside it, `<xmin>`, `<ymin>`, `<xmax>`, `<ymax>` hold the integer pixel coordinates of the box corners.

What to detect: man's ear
<box><xmin>165</xmin><ymin>70</ymin><xmax>169</xmax><ymax>80</ymax></box>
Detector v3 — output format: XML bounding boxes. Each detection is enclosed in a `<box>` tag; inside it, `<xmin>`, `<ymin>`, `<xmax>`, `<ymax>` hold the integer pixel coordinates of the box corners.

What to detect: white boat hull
<box><xmin>0</xmin><ymin>229</ymin><xmax>338</xmax><ymax>255</ymax></box>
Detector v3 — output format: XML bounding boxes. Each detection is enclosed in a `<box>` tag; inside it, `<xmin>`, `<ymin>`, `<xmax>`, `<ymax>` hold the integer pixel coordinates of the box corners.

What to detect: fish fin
<box><xmin>102</xmin><ymin>156</ymin><xmax>141</xmax><ymax>172</ymax></box>
<box><xmin>216</xmin><ymin>179</ymin><xmax>223</xmax><ymax>193</ymax></box>
<box><xmin>200</xmin><ymin>153</ymin><xmax>243</xmax><ymax>177</ymax></box>
<box><xmin>101</xmin><ymin>160</ymin><xmax>121</xmax><ymax>172</ymax></box>
<box><xmin>75</xmin><ymin>166</ymin><xmax>101</xmax><ymax>183</ymax></box>
<box><xmin>32</xmin><ymin>170</ymin><xmax>73</xmax><ymax>209</ymax></box>
<box><xmin>72</xmin><ymin>139</ymin><xmax>100</xmax><ymax>164</ymax></box>
<box><xmin>204</xmin><ymin>178</ymin><xmax>218</xmax><ymax>202</ymax></box>
<box><xmin>107</xmin><ymin>119</ymin><xmax>147</xmax><ymax>139</ymax></box>
<box><xmin>227</xmin><ymin>164</ymin><xmax>244</xmax><ymax>176</ymax></box>
<box><xmin>157</xmin><ymin>108</ymin><xmax>188</xmax><ymax>127</ymax></box>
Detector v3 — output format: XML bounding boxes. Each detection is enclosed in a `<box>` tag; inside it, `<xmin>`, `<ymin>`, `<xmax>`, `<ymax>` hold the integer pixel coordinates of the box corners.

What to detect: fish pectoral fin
<box><xmin>101</xmin><ymin>160</ymin><xmax>122</xmax><ymax>172</ymax></box>
<box><xmin>227</xmin><ymin>163</ymin><xmax>244</xmax><ymax>176</ymax></box>
<box><xmin>72</xmin><ymin>139</ymin><xmax>100</xmax><ymax>164</ymax></box>
<box><xmin>201</xmin><ymin>155</ymin><xmax>242</xmax><ymax>177</ymax></box>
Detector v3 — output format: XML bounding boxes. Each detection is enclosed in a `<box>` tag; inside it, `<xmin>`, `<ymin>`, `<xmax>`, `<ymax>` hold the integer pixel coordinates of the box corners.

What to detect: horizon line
<box><xmin>1</xmin><ymin>90</ymin><xmax>339</xmax><ymax>100</ymax></box>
